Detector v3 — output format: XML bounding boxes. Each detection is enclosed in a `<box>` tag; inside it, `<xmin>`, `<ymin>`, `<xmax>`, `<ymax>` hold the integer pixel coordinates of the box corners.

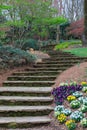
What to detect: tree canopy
<box><xmin>0</xmin><ymin>0</ymin><xmax>67</xmax><ymax>46</ymax></box>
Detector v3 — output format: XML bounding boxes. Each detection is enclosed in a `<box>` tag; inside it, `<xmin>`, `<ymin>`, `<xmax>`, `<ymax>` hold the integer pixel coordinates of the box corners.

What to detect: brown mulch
<box><xmin>53</xmin><ymin>62</ymin><xmax>87</xmax><ymax>88</ymax></box>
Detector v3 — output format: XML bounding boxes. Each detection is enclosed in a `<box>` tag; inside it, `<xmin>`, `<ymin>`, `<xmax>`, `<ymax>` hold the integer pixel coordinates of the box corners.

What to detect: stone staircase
<box><xmin>0</xmin><ymin>50</ymin><xmax>87</xmax><ymax>129</ymax></box>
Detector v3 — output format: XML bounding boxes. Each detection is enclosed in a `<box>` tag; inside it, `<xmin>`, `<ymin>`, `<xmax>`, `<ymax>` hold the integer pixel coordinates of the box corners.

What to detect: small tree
<box><xmin>0</xmin><ymin>0</ymin><xmax>67</xmax><ymax>47</ymax></box>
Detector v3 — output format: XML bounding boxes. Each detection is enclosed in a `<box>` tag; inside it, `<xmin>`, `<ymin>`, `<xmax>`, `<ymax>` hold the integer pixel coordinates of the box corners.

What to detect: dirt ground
<box><xmin>53</xmin><ymin>62</ymin><xmax>87</xmax><ymax>88</ymax></box>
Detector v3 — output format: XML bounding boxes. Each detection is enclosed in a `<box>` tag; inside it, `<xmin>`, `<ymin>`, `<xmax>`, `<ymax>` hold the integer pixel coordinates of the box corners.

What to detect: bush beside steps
<box><xmin>0</xmin><ymin>45</ymin><xmax>37</xmax><ymax>69</ymax></box>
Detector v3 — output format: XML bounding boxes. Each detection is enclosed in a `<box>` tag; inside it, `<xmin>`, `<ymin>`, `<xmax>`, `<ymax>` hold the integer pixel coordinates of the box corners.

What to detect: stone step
<box><xmin>47</xmin><ymin>51</ymin><xmax>74</xmax><ymax>55</ymax></box>
<box><xmin>38</xmin><ymin>60</ymin><xmax>80</xmax><ymax>64</ymax></box>
<box><xmin>34</xmin><ymin>63</ymin><xmax>75</xmax><ymax>68</ymax></box>
<box><xmin>49</xmin><ymin>55</ymin><xmax>75</xmax><ymax>58</ymax></box>
<box><xmin>0</xmin><ymin>106</ymin><xmax>53</xmax><ymax>117</ymax></box>
<box><xmin>0</xmin><ymin>87</ymin><xmax>52</xmax><ymax>96</ymax></box>
<box><xmin>3</xmin><ymin>81</ymin><xmax>55</xmax><ymax>87</ymax></box>
<box><xmin>12</xmin><ymin>71</ymin><xmax>61</xmax><ymax>76</ymax></box>
<box><xmin>43</xmin><ymin>59</ymin><xmax>87</xmax><ymax>62</ymax></box>
<box><xmin>46</xmin><ymin>50</ymin><xmax>69</xmax><ymax>53</ymax></box>
<box><xmin>24</xmin><ymin>67</ymin><xmax>67</xmax><ymax>71</ymax></box>
<box><xmin>41</xmin><ymin>45</ymin><xmax>55</xmax><ymax>50</ymax></box>
<box><xmin>50</xmin><ymin>56</ymin><xmax>76</xmax><ymax>59</ymax></box>
<box><xmin>7</xmin><ymin>76</ymin><xmax>56</xmax><ymax>81</ymax></box>
<box><xmin>49</xmin><ymin>53</ymin><xmax>76</xmax><ymax>55</ymax></box>
<box><xmin>0</xmin><ymin>116</ymin><xmax>51</xmax><ymax>128</ymax></box>
<box><xmin>46</xmin><ymin>50</ymin><xmax>72</xmax><ymax>53</ymax></box>
<box><xmin>48</xmin><ymin>53</ymin><xmax>75</xmax><ymax>56</ymax></box>
<box><xmin>44</xmin><ymin>57</ymin><xmax>87</xmax><ymax>61</ymax></box>
<box><xmin>42</xmin><ymin>48</ymin><xmax>54</xmax><ymax>51</ymax></box>
<box><xmin>0</xmin><ymin>96</ymin><xmax>53</xmax><ymax>106</ymax></box>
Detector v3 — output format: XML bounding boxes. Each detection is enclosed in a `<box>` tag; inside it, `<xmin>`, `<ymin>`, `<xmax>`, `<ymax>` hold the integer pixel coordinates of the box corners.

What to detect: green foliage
<box><xmin>0</xmin><ymin>42</ymin><xmax>2</xmax><ymax>46</ymax></box>
<box><xmin>41</xmin><ymin>40</ymin><xmax>56</xmax><ymax>46</ymax></box>
<box><xmin>0</xmin><ymin>5</ymin><xmax>12</xmax><ymax>10</ymax></box>
<box><xmin>55</xmin><ymin>40</ymin><xmax>82</xmax><ymax>50</ymax></box>
<box><xmin>0</xmin><ymin>31</ymin><xmax>6</xmax><ymax>39</ymax></box>
<box><xmin>0</xmin><ymin>0</ymin><xmax>67</xmax><ymax>44</ymax></box>
<box><xmin>43</xmin><ymin>17</ymin><xmax>67</xmax><ymax>26</ymax></box>
<box><xmin>41</xmin><ymin>41</ymin><xmax>50</xmax><ymax>46</ymax></box>
<box><xmin>6</xmin><ymin>20</ymin><xmax>25</xmax><ymax>27</ymax></box>
<box><xmin>0</xmin><ymin>14</ymin><xmax>6</xmax><ymax>23</ymax></box>
<box><xmin>22</xmin><ymin>39</ymin><xmax>39</xmax><ymax>50</ymax></box>
<box><xmin>64</xmin><ymin>48</ymin><xmax>87</xmax><ymax>57</ymax></box>
<box><xmin>34</xmin><ymin>17</ymin><xmax>67</xmax><ymax>26</ymax></box>
<box><xmin>0</xmin><ymin>45</ymin><xmax>37</xmax><ymax>69</ymax></box>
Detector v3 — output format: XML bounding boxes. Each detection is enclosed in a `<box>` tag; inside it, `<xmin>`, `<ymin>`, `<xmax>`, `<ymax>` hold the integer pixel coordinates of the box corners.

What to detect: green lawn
<box><xmin>64</xmin><ymin>48</ymin><xmax>87</xmax><ymax>57</ymax></box>
<box><xmin>54</xmin><ymin>40</ymin><xmax>82</xmax><ymax>50</ymax></box>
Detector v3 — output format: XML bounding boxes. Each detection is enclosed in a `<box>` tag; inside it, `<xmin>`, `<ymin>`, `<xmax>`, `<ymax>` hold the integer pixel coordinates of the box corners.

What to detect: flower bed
<box><xmin>65</xmin><ymin>119</ymin><xmax>76</xmax><ymax>130</ymax></box>
<box><xmin>52</xmin><ymin>82</ymin><xmax>82</xmax><ymax>105</ymax></box>
<box><xmin>52</xmin><ymin>81</ymin><xmax>87</xmax><ymax>130</ymax></box>
<box><xmin>70</xmin><ymin>100</ymin><xmax>81</xmax><ymax>109</ymax></box>
<box><xmin>67</xmin><ymin>95</ymin><xmax>76</xmax><ymax>102</ymax></box>
<box><xmin>57</xmin><ymin>113</ymin><xmax>67</xmax><ymax>123</ymax></box>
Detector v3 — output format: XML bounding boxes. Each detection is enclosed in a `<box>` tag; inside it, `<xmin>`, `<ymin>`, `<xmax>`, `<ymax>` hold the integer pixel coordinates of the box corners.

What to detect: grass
<box><xmin>54</xmin><ymin>40</ymin><xmax>82</xmax><ymax>50</ymax></box>
<box><xmin>64</xmin><ymin>48</ymin><xmax>87</xmax><ymax>57</ymax></box>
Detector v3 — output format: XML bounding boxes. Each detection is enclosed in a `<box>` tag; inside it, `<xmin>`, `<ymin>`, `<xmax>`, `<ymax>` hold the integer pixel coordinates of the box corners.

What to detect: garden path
<box><xmin>0</xmin><ymin>47</ymin><xmax>87</xmax><ymax>129</ymax></box>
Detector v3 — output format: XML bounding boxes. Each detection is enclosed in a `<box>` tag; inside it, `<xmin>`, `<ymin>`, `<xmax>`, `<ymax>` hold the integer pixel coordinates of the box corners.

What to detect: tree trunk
<box><xmin>84</xmin><ymin>0</ymin><xmax>87</xmax><ymax>45</ymax></box>
<box><xmin>56</xmin><ymin>25</ymin><xmax>60</xmax><ymax>43</ymax></box>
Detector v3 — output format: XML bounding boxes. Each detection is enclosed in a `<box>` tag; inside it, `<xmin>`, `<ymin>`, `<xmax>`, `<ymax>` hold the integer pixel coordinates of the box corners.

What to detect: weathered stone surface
<box><xmin>0</xmin><ymin>96</ymin><xmax>53</xmax><ymax>102</ymax></box>
<box><xmin>7</xmin><ymin>75</ymin><xmax>56</xmax><ymax>81</ymax></box>
<box><xmin>0</xmin><ymin>106</ymin><xmax>53</xmax><ymax>112</ymax></box>
<box><xmin>3</xmin><ymin>81</ymin><xmax>55</xmax><ymax>84</ymax></box>
<box><xmin>0</xmin><ymin>116</ymin><xmax>51</xmax><ymax>124</ymax></box>
<box><xmin>3</xmin><ymin>81</ymin><xmax>55</xmax><ymax>87</ymax></box>
<box><xmin>34</xmin><ymin>63</ymin><xmax>75</xmax><ymax>67</ymax></box>
<box><xmin>0</xmin><ymin>87</ymin><xmax>52</xmax><ymax>93</ymax></box>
